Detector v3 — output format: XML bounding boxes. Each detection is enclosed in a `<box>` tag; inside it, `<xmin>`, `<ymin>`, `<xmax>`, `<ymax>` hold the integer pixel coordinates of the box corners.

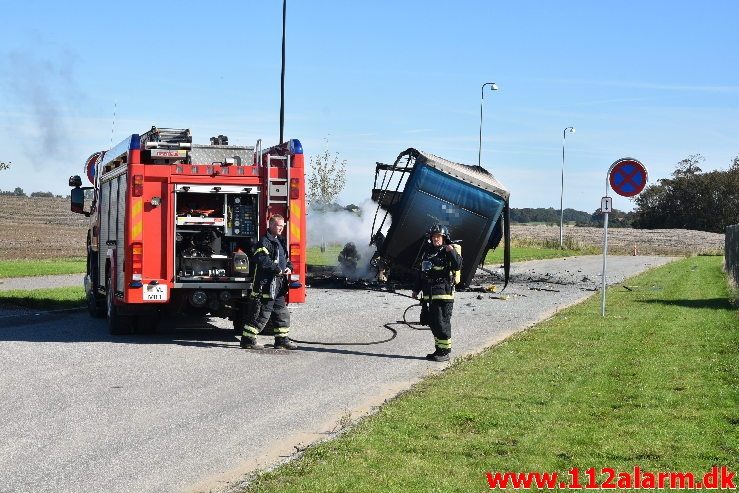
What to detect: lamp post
<box><xmin>559</xmin><ymin>126</ymin><xmax>575</xmax><ymax>248</ymax></box>
<box><xmin>478</xmin><ymin>82</ymin><xmax>499</xmax><ymax>167</ymax></box>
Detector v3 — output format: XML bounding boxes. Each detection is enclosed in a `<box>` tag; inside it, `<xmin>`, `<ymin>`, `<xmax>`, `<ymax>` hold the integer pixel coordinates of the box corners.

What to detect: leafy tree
<box><xmin>672</xmin><ymin>154</ymin><xmax>704</xmax><ymax>178</ymax></box>
<box><xmin>31</xmin><ymin>191</ymin><xmax>54</xmax><ymax>198</ymax></box>
<box><xmin>306</xmin><ymin>148</ymin><xmax>346</xmax><ymax>206</ymax></box>
<box><xmin>633</xmin><ymin>155</ymin><xmax>739</xmax><ymax>232</ymax></box>
<box><xmin>0</xmin><ymin>161</ymin><xmax>10</xmax><ymax>171</ymax></box>
<box><xmin>13</xmin><ymin>187</ymin><xmax>25</xmax><ymax>197</ymax></box>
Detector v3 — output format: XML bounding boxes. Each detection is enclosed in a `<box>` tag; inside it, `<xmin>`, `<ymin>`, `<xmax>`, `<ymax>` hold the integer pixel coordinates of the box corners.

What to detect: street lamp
<box><xmin>559</xmin><ymin>126</ymin><xmax>575</xmax><ymax>249</ymax></box>
<box><xmin>478</xmin><ymin>82</ymin><xmax>499</xmax><ymax>167</ymax></box>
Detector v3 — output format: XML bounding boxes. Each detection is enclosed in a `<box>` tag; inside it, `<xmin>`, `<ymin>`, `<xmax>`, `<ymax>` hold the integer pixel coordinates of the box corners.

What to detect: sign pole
<box><xmin>601</xmin><ymin>157</ymin><xmax>648</xmax><ymax>317</ymax></box>
<box><xmin>601</xmin><ymin>172</ymin><xmax>610</xmax><ymax>316</ymax></box>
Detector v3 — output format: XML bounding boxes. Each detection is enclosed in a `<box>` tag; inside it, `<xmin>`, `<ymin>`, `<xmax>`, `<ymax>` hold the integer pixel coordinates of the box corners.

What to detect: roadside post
<box><xmin>601</xmin><ymin>158</ymin><xmax>648</xmax><ymax>316</ymax></box>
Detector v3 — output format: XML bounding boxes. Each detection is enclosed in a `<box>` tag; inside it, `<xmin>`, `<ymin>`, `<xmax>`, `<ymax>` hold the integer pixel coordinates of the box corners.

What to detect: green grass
<box><xmin>0</xmin><ymin>259</ymin><xmax>86</xmax><ymax>278</ymax></box>
<box><xmin>0</xmin><ymin>286</ymin><xmax>86</xmax><ymax>310</ymax></box>
<box><xmin>243</xmin><ymin>256</ymin><xmax>738</xmax><ymax>492</ymax></box>
<box><xmin>307</xmin><ymin>245</ymin><xmax>343</xmax><ymax>266</ymax></box>
<box><xmin>484</xmin><ymin>246</ymin><xmax>592</xmax><ymax>264</ymax></box>
<box><xmin>308</xmin><ymin>241</ymin><xmax>599</xmax><ymax>268</ymax></box>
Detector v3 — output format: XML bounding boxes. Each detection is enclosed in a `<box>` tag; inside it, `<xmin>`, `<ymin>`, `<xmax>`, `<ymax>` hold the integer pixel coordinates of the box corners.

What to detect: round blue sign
<box><xmin>609</xmin><ymin>158</ymin><xmax>648</xmax><ymax>197</ymax></box>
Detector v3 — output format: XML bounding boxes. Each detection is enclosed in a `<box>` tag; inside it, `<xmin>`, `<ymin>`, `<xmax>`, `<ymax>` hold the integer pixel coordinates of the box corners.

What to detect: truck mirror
<box><xmin>69</xmin><ymin>175</ymin><xmax>82</xmax><ymax>187</ymax></box>
<box><xmin>70</xmin><ymin>187</ymin><xmax>87</xmax><ymax>215</ymax></box>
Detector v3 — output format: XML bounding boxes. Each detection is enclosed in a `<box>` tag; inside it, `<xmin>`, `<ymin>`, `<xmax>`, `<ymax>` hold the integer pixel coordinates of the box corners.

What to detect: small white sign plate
<box><xmin>601</xmin><ymin>196</ymin><xmax>613</xmax><ymax>213</ymax></box>
<box><xmin>144</xmin><ymin>284</ymin><xmax>168</xmax><ymax>301</ymax></box>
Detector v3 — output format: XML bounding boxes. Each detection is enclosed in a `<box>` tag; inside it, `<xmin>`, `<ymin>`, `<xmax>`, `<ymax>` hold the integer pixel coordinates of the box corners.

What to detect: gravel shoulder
<box><xmin>0</xmin><ymin>255</ymin><xmax>676</xmax><ymax>493</ymax></box>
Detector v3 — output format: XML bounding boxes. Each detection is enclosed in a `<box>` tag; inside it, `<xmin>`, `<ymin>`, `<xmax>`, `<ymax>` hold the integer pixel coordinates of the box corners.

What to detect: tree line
<box><xmin>510</xmin><ymin>207</ymin><xmax>635</xmax><ymax>227</ymax></box>
<box><xmin>632</xmin><ymin>154</ymin><xmax>739</xmax><ymax>233</ymax></box>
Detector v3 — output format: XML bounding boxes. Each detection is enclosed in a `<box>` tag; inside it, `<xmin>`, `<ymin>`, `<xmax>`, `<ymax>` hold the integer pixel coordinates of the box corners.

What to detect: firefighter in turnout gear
<box><xmin>412</xmin><ymin>224</ymin><xmax>462</xmax><ymax>362</ymax></box>
<box><xmin>239</xmin><ymin>214</ymin><xmax>298</xmax><ymax>350</ymax></box>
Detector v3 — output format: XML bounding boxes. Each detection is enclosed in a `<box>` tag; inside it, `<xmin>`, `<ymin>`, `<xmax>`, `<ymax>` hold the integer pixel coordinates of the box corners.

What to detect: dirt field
<box><xmin>513</xmin><ymin>224</ymin><xmax>725</xmax><ymax>256</ymax></box>
<box><xmin>0</xmin><ymin>196</ymin><xmax>726</xmax><ymax>260</ymax></box>
<box><xmin>0</xmin><ymin>196</ymin><xmax>88</xmax><ymax>260</ymax></box>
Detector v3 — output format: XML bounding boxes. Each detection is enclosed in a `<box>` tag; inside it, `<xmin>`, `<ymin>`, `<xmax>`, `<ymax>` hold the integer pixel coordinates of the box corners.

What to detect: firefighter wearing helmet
<box><xmin>412</xmin><ymin>223</ymin><xmax>462</xmax><ymax>362</ymax></box>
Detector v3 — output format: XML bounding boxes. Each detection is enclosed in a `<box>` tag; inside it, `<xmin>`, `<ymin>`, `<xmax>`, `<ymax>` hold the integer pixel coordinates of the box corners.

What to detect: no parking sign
<box><xmin>600</xmin><ymin>157</ymin><xmax>648</xmax><ymax>316</ymax></box>
<box><xmin>609</xmin><ymin>158</ymin><xmax>648</xmax><ymax>197</ymax></box>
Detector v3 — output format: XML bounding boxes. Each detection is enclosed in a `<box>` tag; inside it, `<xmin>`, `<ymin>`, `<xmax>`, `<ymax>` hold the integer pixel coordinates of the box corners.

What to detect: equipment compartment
<box><xmin>174</xmin><ymin>186</ymin><xmax>260</xmax><ymax>282</ymax></box>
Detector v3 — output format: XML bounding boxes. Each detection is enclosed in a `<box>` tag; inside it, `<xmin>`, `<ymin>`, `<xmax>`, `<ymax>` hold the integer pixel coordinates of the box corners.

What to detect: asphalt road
<box><xmin>0</xmin><ymin>255</ymin><xmax>675</xmax><ymax>493</ymax></box>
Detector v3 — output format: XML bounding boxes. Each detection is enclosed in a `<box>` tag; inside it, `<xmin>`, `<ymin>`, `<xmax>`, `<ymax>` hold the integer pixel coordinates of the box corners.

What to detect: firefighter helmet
<box><xmin>427</xmin><ymin>224</ymin><xmax>451</xmax><ymax>242</ymax></box>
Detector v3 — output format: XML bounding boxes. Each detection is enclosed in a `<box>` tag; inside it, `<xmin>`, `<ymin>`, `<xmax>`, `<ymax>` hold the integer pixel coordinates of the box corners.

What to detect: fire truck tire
<box><xmin>106</xmin><ymin>273</ymin><xmax>133</xmax><ymax>335</ymax></box>
<box><xmin>134</xmin><ymin>315</ymin><xmax>158</xmax><ymax>335</ymax></box>
<box><xmin>86</xmin><ymin>246</ymin><xmax>105</xmax><ymax>318</ymax></box>
<box><xmin>87</xmin><ymin>289</ymin><xmax>106</xmax><ymax>318</ymax></box>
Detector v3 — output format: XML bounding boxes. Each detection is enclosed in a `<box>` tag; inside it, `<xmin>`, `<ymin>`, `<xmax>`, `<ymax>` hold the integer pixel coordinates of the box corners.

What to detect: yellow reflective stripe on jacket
<box><xmin>254</xmin><ymin>247</ymin><xmax>269</xmax><ymax>256</ymax></box>
<box><xmin>434</xmin><ymin>338</ymin><xmax>452</xmax><ymax>348</ymax></box>
<box><xmin>430</xmin><ymin>265</ymin><xmax>445</xmax><ymax>271</ymax></box>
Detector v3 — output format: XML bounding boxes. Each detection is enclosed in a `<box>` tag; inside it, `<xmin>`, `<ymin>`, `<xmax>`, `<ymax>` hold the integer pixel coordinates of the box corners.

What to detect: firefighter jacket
<box><xmin>252</xmin><ymin>231</ymin><xmax>293</xmax><ymax>298</ymax></box>
<box><xmin>413</xmin><ymin>244</ymin><xmax>462</xmax><ymax>301</ymax></box>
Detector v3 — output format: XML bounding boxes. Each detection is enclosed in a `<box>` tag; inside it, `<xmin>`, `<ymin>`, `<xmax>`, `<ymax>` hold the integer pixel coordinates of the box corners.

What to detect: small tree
<box><xmin>0</xmin><ymin>161</ymin><xmax>10</xmax><ymax>171</ymax></box>
<box><xmin>672</xmin><ymin>154</ymin><xmax>704</xmax><ymax>178</ymax></box>
<box><xmin>306</xmin><ymin>148</ymin><xmax>347</xmax><ymax>206</ymax></box>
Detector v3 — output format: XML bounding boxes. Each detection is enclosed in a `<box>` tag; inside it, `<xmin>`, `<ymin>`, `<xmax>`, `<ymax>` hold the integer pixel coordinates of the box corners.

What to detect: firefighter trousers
<box><xmin>428</xmin><ymin>300</ymin><xmax>453</xmax><ymax>351</ymax></box>
<box><xmin>242</xmin><ymin>294</ymin><xmax>291</xmax><ymax>338</ymax></box>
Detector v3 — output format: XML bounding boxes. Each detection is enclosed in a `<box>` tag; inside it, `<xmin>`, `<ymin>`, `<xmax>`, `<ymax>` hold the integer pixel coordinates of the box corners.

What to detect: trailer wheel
<box><xmin>106</xmin><ymin>272</ymin><xmax>133</xmax><ymax>335</ymax></box>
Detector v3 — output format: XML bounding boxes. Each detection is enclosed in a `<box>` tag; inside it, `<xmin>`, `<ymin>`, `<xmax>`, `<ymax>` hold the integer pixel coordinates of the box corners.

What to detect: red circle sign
<box><xmin>609</xmin><ymin>158</ymin><xmax>648</xmax><ymax>197</ymax></box>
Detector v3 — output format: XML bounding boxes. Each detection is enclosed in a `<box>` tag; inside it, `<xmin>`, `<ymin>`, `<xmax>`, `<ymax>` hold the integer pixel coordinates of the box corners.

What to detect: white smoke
<box><xmin>307</xmin><ymin>199</ymin><xmax>391</xmax><ymax>278</ymax></box>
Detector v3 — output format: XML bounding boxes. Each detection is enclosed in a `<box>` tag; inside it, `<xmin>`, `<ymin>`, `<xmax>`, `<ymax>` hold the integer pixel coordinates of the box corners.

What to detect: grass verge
<box><xmin>243</xmin><ymin>256</ymin><xmax>738</xmax><ymax>492</ymax></box>
<box><xmin>0</xmin><ymin>286</ymin><xmax>86</xmax><ymax>310</ymax></box>
<box><xmin>0</xmin><ymin>259</ymin><xmax>85</xmax><ymax>278</ymax></box>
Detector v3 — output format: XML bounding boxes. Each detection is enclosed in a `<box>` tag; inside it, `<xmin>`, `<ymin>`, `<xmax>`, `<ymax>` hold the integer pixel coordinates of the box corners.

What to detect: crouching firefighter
<box><xmin>411</xmin><ymin>224</ymin><xmax>462</xmax><ymax>362</ymax></box>
<box><xmin>239</xmin><ymin>214</ymin><xmax>298</xmax><ymax>350</ymax></box>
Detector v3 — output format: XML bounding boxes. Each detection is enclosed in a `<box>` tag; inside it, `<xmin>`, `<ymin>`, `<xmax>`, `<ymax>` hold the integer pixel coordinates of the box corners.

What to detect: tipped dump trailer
<box><xmin>371</xmin><ymin>148</ymin><xmax>510</xmax><ymax>288</ymax></box>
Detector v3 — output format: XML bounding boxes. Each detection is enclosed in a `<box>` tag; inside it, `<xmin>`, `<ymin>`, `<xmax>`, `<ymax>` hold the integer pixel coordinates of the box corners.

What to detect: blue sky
<box><xmin>1</xmin><ymin>0</ymin><xmax>737</xmax><ymax>213</ymax></box>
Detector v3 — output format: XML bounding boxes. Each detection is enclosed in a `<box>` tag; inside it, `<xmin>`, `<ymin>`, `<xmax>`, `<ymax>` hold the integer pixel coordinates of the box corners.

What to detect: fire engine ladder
<box><xmin>265</xmin><ymin>153</ymin><xmax>291</xmax><ymax>244</ymax></box>
<box><xmin>140</xmin><ymin>127</ymin><xmax>192</xmax><ymax>149</ymax></box>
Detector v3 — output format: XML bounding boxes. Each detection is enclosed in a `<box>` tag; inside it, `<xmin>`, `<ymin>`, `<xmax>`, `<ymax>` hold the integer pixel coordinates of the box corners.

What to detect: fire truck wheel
<box><xmin>134</xmin><ymin>315</ymin><xmax>158</xmax><ymax>335</ymax></box>
<box><xmin>106</xmin><ymin>273</ymin><xmax>133</xmax><ymax>335</ymax></box>
<box><xmin>87</xmin><ymin>289</ymin><xmax>106</xmax><ymax>318</ymax></box>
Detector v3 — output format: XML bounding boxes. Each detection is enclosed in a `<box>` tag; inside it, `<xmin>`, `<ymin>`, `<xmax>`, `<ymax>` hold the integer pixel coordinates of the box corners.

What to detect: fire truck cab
<box><xmin>69</xmin><ymin>127</ymin><xmax>307</xmax><ymax>335</ymax></box>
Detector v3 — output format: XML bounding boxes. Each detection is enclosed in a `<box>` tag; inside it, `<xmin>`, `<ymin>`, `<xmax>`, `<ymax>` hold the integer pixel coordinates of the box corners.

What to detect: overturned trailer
<box><xmin>370</xmin><ymin>148</ymin><xmax>510</xmax><ymax>288</ymax></box>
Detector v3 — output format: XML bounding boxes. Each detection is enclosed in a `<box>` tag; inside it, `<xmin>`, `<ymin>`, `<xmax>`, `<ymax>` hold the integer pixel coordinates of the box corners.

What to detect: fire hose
<box><xmin>288</xmin><ymin>289</ymin><xmax>429</xmax><ymax>346</ymax></box>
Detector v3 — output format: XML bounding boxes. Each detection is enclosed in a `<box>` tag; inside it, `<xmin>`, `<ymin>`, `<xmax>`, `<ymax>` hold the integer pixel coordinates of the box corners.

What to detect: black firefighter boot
<box><xmin>240</xmin><ymin>336</ymin><xmax>264</xmax><ymax>350</ymax></box>
<box><xmin>274</xmin><ymin>337</ymin><xmax>298</xmax><ymax>350</ymax></box>
<box><xmin>425</xmin><ymin>347</ymin><xmax>450</xmax><ymax>362</ymax></box>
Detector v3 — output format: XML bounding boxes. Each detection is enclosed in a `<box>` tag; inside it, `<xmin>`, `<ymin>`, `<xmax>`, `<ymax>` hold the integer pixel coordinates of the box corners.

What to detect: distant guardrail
<box><xmin>726</xmin><ymin>224</ymin><xmax>739</xmax><ymax>287</ymax></box>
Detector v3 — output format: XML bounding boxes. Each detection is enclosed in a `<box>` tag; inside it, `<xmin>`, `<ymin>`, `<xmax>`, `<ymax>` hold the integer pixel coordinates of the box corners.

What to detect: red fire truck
<box><xmin>69</xmin><ymin>127</ymin><xmax>307</xmax><ymax>335</ymax></box>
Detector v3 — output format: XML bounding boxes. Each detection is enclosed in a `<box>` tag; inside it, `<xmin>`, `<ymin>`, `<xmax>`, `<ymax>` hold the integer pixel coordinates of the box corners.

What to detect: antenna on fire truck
<box><xmin>279</xmin><ymin>0</ymin><xmax>286</xmax><ymax>144</ymax></box>
<box><xmin>110</xmin><ymin>99</ymin><xmax>117</xmax><ymax>149</ymax></box>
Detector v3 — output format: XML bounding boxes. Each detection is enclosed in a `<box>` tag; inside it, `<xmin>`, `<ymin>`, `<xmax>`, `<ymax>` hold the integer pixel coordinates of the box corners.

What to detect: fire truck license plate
<box><xmin>144</xmin><ymin>284</ymin><xmax>168</xmax><ymax>301</ymax></box>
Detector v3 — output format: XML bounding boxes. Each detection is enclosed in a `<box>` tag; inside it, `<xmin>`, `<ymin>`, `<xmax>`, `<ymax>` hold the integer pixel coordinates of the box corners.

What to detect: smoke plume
<box><xmin>5</xmin><ymin>48</ymin><xmax>81</xmax><ymax>168</ymax></box>
<box><xmin>307</xmin><ymin>199</ymin><xmax>391</xmax><ymax>278</ymax></box>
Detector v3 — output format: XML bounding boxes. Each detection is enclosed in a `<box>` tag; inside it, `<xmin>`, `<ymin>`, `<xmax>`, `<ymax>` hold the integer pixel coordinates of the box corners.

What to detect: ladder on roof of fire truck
<box><xmin>265</xmin><ymin>150</ymin><xmax>291</xmax><ymax>245</ymax></box>
<box><xmin>140</xmin><ymin>127</ymin><xmax>192</xmax><ymax>149</ymax></box>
